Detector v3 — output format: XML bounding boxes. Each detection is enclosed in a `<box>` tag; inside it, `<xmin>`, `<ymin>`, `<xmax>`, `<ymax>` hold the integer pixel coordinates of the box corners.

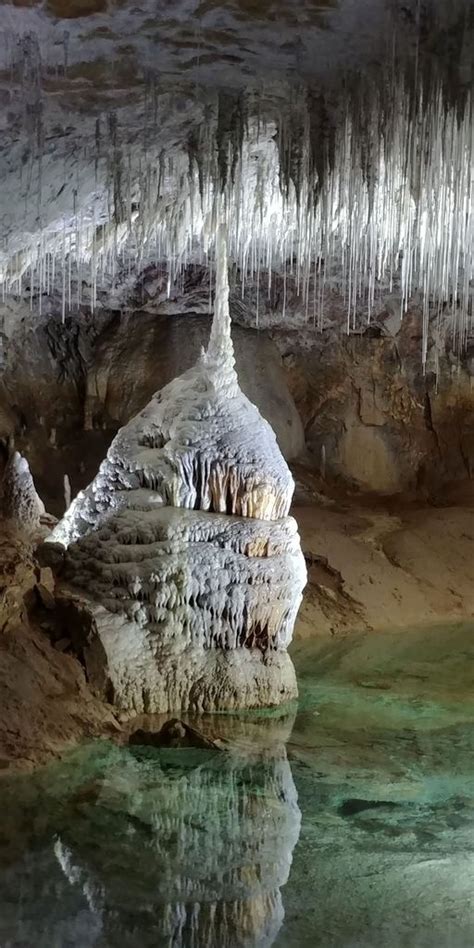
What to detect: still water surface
<box><xmin>0</xmin><ymin>624</ymin><xmax>473</xmax><ymax>947</ymax></box>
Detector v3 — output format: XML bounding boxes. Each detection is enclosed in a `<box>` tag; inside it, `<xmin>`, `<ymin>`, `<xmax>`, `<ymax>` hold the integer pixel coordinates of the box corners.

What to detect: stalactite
<box><xmin>1</xmin><ymin>59</ymin><xmax>471</xmax><ymax>360</ymax></box>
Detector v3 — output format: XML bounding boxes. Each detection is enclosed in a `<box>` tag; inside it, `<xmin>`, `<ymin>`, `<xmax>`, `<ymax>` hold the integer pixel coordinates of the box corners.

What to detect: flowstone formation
<box><xmin>48</xmin><ymin>227</ymin><xmax>306</xmax><ymax>713</ymax></box>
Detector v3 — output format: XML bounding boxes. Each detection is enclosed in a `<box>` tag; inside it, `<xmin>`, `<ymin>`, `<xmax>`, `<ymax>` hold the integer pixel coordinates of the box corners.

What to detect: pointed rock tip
<box><xmin>206</xmin><ymin>223</ymin><xmax>234</xmax><ymax>367</ymax></box>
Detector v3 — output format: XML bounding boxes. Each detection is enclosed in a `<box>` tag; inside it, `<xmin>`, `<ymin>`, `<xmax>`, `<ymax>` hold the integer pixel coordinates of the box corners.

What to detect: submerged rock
<box><xmin>47</xmin><ymin>227</ymin><xmax>306</xmax><ymax>714</ymax></box>
<box><xmin>128</xmin><ymin>718</ymin><xmax>220</xmax><ymax>749</ymax></box>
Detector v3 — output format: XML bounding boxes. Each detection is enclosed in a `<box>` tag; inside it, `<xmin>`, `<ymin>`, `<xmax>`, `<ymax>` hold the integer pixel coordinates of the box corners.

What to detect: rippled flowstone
<box><xmin>47</xmin><ymin>227</ymin><xmax>306</xmax><ymax>713</ymax></box>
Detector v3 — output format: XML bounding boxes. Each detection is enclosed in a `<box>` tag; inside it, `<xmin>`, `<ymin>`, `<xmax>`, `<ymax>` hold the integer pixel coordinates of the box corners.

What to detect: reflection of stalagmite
<box><xmin>48</xmin><ymin>226</ymin><xmax>306</xmax><ymax>713</ymax></box>
<box><xmin>54</xmin><ymin>716</ymin><xmax>301</xmax><ymax>948</ymax></box>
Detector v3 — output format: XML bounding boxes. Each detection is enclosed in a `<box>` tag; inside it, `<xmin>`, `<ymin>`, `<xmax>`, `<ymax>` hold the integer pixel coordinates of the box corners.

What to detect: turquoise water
<box><xmin>0</xmin><ymin>624</ymin><xmax>473</xmax><ymax>947</ymax></box>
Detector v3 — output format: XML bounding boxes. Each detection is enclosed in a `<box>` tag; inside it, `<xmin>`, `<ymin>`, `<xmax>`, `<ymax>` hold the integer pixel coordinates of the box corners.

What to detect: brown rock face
<box><xmin>2</xmin><ymin>300</ymin><xmax>474</xmax><ymax>502</ymax></box>
<box><xmin>46</xmin><ymin>0</ymin><xmax>108</xmax><ymax>17</ymax></box>
<box><xmin>8</xmin><ymin>0</ymin><xmax>43</xmax><ymax>7</ymax></box>
<box><xmin>0</xmin><ymin>527</ymin><xmax>118</xmax><ymax>771</ymax></box>
<box><xmin>276</xmin><ymin>314</ymin><xmax>474</xmax><ymax>496</ymax></box>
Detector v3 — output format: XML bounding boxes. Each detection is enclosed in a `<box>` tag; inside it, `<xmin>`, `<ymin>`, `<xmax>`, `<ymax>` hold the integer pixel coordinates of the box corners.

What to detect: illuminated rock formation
<box><xmin>48</xmin><ymin>226</ymin><xmax>306</xmax><ymax>713</ymax></box>
<box><xmin>1</xmin><ymin>451</ymin><xmax>45</xmax><ymax>531</ymax></box>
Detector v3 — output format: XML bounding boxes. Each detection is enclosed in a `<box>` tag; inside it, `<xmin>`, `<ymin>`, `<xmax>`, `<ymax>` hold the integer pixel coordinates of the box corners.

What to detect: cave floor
<box><xmin>0</xmin><ymin>623</ymin><xmax>472</xmax><ymax>947</ymax></box>
<box><xmin>293</xmin><ymin>471</ymin><xmax>474</xmax><ymax>637</ymax></box>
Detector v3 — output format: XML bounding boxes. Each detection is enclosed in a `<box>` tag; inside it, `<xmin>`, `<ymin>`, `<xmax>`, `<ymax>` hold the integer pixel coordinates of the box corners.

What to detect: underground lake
<box><xmin>0</xmin><ymin>624</ymin><xmax>472</xmax><ymax>948</ymax></box>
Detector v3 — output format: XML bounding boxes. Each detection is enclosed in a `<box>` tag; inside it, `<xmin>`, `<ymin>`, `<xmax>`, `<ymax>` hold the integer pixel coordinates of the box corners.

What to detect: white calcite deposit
<box><xmin>48</xmin><ymin>225</ymin><xmax>306</xmax><ymax>713</ymax></box>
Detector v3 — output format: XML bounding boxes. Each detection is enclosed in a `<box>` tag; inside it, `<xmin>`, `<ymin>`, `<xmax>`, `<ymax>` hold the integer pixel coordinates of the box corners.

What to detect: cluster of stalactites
<box><xmin>54</xmin><ymin>457</ymin><xmax>291</xmax><ymax>551</ymax></box>
<box><xmin>1</xmin><ymin>73</ymin><xmax>472</xmax><ymax>364</ymax></box>
<box><xmin>163</xmin><ymin>457</ymin><xmax>290</xmax><ymax>522</ymax></box>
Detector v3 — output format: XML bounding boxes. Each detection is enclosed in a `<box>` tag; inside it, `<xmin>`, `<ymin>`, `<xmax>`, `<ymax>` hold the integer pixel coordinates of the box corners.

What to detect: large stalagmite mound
<box><xmin>48</xmin><ymin>226</ymin><xmax>306</xmax><ymax>714</ymax></box>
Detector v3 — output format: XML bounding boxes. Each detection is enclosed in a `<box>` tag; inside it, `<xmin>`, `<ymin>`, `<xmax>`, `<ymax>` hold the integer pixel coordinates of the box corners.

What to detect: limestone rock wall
<box><xmin>274</xmin><ymin>314</ymin><xmax>474</xmax><ymax>495</ymax></box>
<box><xmin>3</xmin><ymin>297</ymin><xmax>474</xmax><ymax>502</ymax></box>
<box><xmin>0</xmin><ymin>526</ymin><xmax>118</xmax><ymax>771</ymax></box>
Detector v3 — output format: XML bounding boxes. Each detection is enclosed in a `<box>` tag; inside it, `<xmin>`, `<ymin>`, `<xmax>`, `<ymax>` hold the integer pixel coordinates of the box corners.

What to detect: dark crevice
<box><xmin>423</xmin><ymin>391</ymin><xmax>441</xmax><ymax>454</ymax></box>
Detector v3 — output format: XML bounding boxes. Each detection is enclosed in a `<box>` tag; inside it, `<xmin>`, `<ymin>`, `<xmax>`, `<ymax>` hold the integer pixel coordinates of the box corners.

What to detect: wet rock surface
<box><xmin>128</xmin><ymin>718</ymin><xmax>222</xmax><ymax>750</ymax></box>
<box><xmin>0</xmin><ymin>524</ymin><xmax>119</xmax><ymax>772</ymax></box>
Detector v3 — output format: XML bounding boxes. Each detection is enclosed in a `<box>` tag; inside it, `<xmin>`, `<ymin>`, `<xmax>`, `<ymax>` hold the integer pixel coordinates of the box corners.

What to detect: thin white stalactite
<box><xmin>1</xmin><ymin>78</ymin><xmax>472</xmax><ymax>361</ymax></box>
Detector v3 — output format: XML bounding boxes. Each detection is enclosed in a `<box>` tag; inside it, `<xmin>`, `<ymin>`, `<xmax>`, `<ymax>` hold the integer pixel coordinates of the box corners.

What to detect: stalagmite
<box><xmin>63</xmin><ymin>473</ymin><xmax>71</xmax><ymax>512</ymax></box>
<box><xmin>1</xmin><ymin>451</ymin><xmax>45</xmax><ymax>531</ymax></box>
<box><xmin>47</xmin><ymin>225</ymin><xmax>307</xmax><ymax>713</ymax></box>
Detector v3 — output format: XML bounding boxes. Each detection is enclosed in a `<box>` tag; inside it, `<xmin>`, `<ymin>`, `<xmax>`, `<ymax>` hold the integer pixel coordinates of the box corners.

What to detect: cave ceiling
<box><xmin>0</xmin><ymin>0</ymin><xmax>472</xmax><ymax>354</ymax></box>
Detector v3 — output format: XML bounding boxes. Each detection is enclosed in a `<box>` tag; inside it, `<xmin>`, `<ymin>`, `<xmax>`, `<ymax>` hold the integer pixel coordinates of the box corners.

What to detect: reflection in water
<box><xmin>0</xmin><ymin>715</ymin><xmax>301</xmax><ymax>948</ymax></box>
<box><xmin>1</xmin><ymin>626</ymin><xmax>473</xmax><ymax>947</ymax></box>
